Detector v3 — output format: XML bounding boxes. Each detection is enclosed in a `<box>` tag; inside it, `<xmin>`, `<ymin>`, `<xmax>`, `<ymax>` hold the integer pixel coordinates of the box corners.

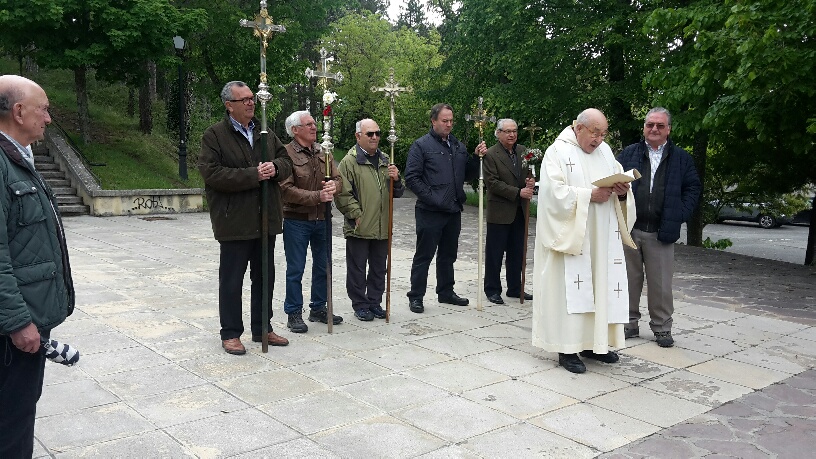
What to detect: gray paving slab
<box><xmin>23</xmin><ymin>206</ymin><xmax>816</xmax><ymax>458</ymax></box>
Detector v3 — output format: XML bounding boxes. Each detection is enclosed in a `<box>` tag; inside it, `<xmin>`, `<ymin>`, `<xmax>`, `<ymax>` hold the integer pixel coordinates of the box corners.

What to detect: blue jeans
<box><xmin>283</xmin><ymin>219</ymin><xmax>328</xmax><ymax>314</ymax></box>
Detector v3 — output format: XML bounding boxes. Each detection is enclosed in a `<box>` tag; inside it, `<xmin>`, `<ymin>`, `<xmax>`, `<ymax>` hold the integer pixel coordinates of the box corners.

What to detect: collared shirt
<box><xmin>647</xmin><ymin>141</ymin><xmax>666</xmax><ymax>192</ymax></box>
<box><xmin>0</xmin><ymin>130</ymin><xmax>34</xmax><ymax>168</ymax></box>
<box><xmin>502</xmin><ymin>144</ymin><xmax>517</xmax><ymax>168</ymax></box>
<box><xmin>229</xmin><ymin>116</ymin><xmax>255</xmax><ymax>148</ymax></box>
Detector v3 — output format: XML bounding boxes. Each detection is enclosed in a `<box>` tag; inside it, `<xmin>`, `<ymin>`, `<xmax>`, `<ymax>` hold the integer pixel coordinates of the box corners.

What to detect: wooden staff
<box><xmin>240</xmin><ymin>1</ymin><xmax>285</xmax><ymax>351</ymax></box>
<box><xmin>371</xmin><ymin>69</ymin><xmax>412</xmax><ymax>322</ymax></box>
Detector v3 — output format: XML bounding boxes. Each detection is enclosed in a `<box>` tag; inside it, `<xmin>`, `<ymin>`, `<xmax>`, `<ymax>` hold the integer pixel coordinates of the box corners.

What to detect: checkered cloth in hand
<box><xmin>41</xmin><ymin>338</ymin><xmax>80</xmax><ymax>366</ymax></box>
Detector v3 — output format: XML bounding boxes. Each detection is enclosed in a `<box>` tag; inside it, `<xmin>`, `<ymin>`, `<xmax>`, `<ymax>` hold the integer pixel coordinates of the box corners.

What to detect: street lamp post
<box><xmin>173</xmin><ymin>35</ymin><xmax>188</xmax><ymax>180</ymax></box>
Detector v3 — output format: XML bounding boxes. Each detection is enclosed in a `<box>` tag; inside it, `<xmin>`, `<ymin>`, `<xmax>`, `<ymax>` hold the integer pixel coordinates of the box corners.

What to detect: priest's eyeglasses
<box><xmin>229</xmin><ymin>97</ymin><xmax>256</xmax><ymax>106</ymax></box>
<box><xmin>498</xmin><ymin>129</ymin><xmax>518</xmax><ymax>134</ymax></box>
<box><xmin>645</xmin><ymin>122</ymin><xmax>667</xmax><ymax>130</ymax></box>
<box><xmin>364</xmin><ymin>131</ymin><xmax>382</xmax><ymax>138</ymax></box>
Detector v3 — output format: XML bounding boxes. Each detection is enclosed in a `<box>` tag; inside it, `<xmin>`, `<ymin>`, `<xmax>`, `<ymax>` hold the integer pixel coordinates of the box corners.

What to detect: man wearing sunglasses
<box><xmin>335</xmin><ymin>118</ymin><xmax>404</xmax><ymax>321</ymax></box>
<box><xmin>199</xmin><ymin>81</ymin><xmax>294</xmax><ymax>355</ymax></box>
<box><xmin>617</xmin><ymin>107</ymin><xmax>701</xmax><ymax>348</ymax></box>
<box><xmin>404</xmin><ymin>103</ymin><xmax>486</xmax><ymax>314</ymax></box>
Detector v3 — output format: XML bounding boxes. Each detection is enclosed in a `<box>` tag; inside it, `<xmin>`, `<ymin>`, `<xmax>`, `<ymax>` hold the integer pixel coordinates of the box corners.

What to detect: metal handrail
<box><xmin>44</xmin><ymin>116</ymin><xmax>103</xmax><ymax>185</ymax></box>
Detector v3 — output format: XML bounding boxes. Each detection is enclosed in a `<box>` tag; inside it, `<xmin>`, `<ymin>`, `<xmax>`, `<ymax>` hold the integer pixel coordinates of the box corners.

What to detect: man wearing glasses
<box><xmin>335</xmin><ymin>119</ymin><xmax>404</xmax><ymax>321</ymax></box>
<box><xmin>279</xmin><ymin>110</ymin><xmax>343</xmax><ymax>332</ymax></box>
<box><xmin>404</xmin><ymin>103</ymin><xmax>486</xmax><ymax>314</ymax></box>
<box><xmin>199</xmin><ymin>81</ymin><xmax>293</xmax><ymax>355</ymax></box>
<box><xmin>483</xmin><ymin>118</ymin><xmax>536</xmax><ymax>304</ymax></box>
<box><xmin>532</xmin><ymin>108</ymin><xmax>635</xmax><ymax>374</ymax></box>
<box><xmin>617</xmin><ymin>107</ymin><xmax>701</xmax><ymax>348</ymax></box>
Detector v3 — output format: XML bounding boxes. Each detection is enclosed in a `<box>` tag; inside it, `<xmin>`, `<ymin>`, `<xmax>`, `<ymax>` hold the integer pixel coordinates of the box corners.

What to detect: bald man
<box><xmin>0</xmin><ymin>75</ymin><xmax>75</xmax><ymax>456</ymax></box>
<box><xmin>531</xmin><ymin>108</ymin><xmax>634</xmax><ymax>374</ymax></box>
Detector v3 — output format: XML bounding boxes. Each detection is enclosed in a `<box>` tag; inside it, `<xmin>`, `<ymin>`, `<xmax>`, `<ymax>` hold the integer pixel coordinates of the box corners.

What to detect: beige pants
<box><xmin>624</xmin><ymin>229</ymin><xmax>674</xmax><ymax>332</ymax></box>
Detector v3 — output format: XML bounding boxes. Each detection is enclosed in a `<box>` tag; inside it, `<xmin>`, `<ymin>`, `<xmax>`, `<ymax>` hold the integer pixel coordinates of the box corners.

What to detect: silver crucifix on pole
<box><xmin>239</xmin><ymin>1</ymin><xmax>285</xmax><ymax>352</ymax></box>
<box><xmin>371</xmin><ymin>68</ymin><xmax>412</xmax><ymax>323</ymax></box>
<box><xmin>465</xmin><ymin>97</ymin><xmax>495</xmax><ymax>312</ymax></box>
<box><xmin>305</xmin><ymin>47</ymin><xmax>342</xmax><ymax>333</ymax></box>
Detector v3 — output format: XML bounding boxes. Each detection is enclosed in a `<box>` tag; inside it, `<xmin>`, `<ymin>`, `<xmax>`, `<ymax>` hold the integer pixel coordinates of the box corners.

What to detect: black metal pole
<box><xmin>178</xmin><ymin>62</ymin><xmax>188</xmax><ymax>180</ymax></box>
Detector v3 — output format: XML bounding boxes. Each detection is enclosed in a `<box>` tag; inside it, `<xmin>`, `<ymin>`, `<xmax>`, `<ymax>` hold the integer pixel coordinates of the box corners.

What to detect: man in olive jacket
<box><xmin>0</xmin><ymin>75</ymin><xmax>75</xmax><ymax>458</ymax></box>
<box><xmin>483</xmin><ymin>118</ymin><xmax>536</xmax><ymax>305</ymax></box>
<box><xmin>199</xmin><ymin>81</ymin><xmax>293</xmax><ymax>355</ymax></box>
<box><xmin>335</xmin><ymin>119</ymin><xmax>404</xmax><ymax>321</ymax></box>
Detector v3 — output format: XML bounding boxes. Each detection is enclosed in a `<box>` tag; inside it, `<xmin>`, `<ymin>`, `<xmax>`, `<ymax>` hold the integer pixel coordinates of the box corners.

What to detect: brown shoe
<box><xmin>252</xmin><ymin>330</ymin><xmax>289</xmax><ymax>346</ymax></box>
<box><xmin>221</xmin><ymin>338</ymin><xmax>246</xmax><ymax>355</ymax></box>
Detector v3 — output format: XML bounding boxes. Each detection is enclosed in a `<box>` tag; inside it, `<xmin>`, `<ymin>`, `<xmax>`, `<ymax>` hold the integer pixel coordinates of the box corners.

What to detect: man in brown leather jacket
<box><xmin>280</xmin><ymin>110</ymin><xmax>342</xmax><ymax>333</ymax></box>
<box><xmin>198</xmin><ymin>81</ymin><xmax>293</xmax><ymax>355</ymax></box>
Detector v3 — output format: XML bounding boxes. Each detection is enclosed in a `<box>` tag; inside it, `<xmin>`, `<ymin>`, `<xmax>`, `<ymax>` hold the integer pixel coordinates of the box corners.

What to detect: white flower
<box><xmin>323</xmin><ymin>91</ymin><xmax>337</xmax><ymax>105</ymax></box>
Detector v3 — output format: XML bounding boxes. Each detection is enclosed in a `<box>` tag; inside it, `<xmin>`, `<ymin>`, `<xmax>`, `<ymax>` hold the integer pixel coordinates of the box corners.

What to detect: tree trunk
<box><xmin>127</xmin><ymin>87</ymin><xmax>135</xmax><ymax>118</ymax></box>
<box><xmin>74</xmin><ymin>65</ymin><xmax>91</xmax><ymax>145</ymax></box>
<box><xmin>148</xmin><ymin>60</ymin><xmax>157</xmax><ymax>102</ymax></box>
<box><xmin>202</xmin><ymin>48</ymin><xmax>221</xmax><ymax>88</ymax></box>
<box><xmin>686</xmin><ymin>131</ymin><xmax>708</xmax><ymax>246</ymax></box>
<box><xmin>805</xmin><ymin>194</ymin><xmax>815</xmax><ymax>266</ymax></box>
<box><xmin>139</xmin><ymin>65</ymin><xmax>153</xmax><ymax>134</ymax></box>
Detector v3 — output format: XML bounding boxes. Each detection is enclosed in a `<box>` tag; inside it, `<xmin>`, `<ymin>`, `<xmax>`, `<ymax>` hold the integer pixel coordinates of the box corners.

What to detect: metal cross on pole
<box><xmin>524</xmin><ymin>122</ymin><xmax>542</xmax><ymax>148</ymax></box>
<box><xmin>370</xmin><ymin>68</ymin><xmax>412</xmax><ymax>323</ymax></box>
<box><xmin>465</xmin><ymin>96</ymin><xmax>495</xmax><ymax>312</ymax></box>
<box><xmin>305</xmin><ymin>47</ymin><xmax>342</xmax><ymax>333</ymax></box>
<box><xmin>239</xmin><ymin>1</ymin><xmax>286</xmax><ymax>353</ymax></box>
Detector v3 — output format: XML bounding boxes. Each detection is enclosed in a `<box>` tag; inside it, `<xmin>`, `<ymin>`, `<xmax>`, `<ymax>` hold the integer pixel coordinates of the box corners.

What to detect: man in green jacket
<box><xmin>199</xmin><ymin>81</ymin><xmax>293</xmax><ymax>355</ymax></box>
<box><xmin>335</xmin><ymin>118</ymin><xmax>404</xmax><ymax>321</ymax></box>
<box><xmin>0</xmin><ymin>75</ymin><xmax>75</xmax><ymax>457</ymax></box>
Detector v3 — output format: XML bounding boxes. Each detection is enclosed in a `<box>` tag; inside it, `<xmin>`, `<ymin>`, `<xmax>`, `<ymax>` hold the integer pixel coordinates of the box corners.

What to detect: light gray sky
<box><xmin>386</xmin><ymin>0</ymin><xmax>444</xmax><ymax>25</ymax></box>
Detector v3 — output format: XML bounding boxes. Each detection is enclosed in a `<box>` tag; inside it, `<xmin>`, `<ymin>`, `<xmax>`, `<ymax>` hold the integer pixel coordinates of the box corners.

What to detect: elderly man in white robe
<box><xmin>532</xmin><ymin>108</ymin><xmax>636</xmax><ymax>374</ymax></box>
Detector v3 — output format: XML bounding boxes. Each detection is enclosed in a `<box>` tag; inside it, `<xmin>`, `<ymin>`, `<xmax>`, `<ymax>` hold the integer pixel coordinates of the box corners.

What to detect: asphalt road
<box><xmin>678</xmin><ymin>221</ymin><xmax>810</xmax><ymax>265</ymax></box>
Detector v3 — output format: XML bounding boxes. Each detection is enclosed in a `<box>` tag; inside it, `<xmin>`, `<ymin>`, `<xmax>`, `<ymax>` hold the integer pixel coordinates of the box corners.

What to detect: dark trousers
<box><xmin>218</xmin><ymin>236</ymin><xmax>276</xmax><ymax>340</ymax></box>
<box><xmin>1</xmin><ymin>336</ymin><xmax>46</xmax><ymax>458</ymax></box>
<box><xmin>484</xmin><ymin>206</ymin><xmax>526</xmax><ymax>297</ymax></box>
<box><xmin>408</xmin><ymin>208</ymin><xmax>461</xmax><ymax>300</ymax></box>
<box><xmin>346</xmin><ymin>237</ymin><xmax>388</xmax><ymax>311</ymax></box>
<box><xmin>282</xmin><ymin>219</ymin><xmax>328</xmax><ymax>314</ymax></box>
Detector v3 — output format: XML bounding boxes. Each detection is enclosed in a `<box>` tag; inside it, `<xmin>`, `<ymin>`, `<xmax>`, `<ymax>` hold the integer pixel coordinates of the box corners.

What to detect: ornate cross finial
<box><xmin>371</xmin><ymin>68</ymin><xmax>412</xmax><ymax>147</ymax></box>
<box><xmin>239</xmin><ymin>1</ymin><xmax>286</xmax><ymax>86</ymax></box>
<box><xmin>305</xmin><ymin>48</ymin><xmax>343</xmax><ymax>90</ymax></box>
<box><xmin>524</xmin><ymin>122</ymin><xmax>542</xmax><ymax>147</ymax></box>
<box><xmin>465</xmin><ymin>96</ymin><xmax>496</xmax><ymax>142</ymax></box>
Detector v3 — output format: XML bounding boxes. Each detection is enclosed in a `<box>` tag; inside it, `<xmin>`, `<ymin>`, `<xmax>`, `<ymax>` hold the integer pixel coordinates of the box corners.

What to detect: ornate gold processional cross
<box><xmin>524</xmin><ymin>122</ymin><xmax>542</xmax><ymax>148</ymax></box>
<box><xmin>370</xmin><ymin>68</ymin><xmax>412</xmax><ymax>151</ymax></box>
<box><xmin>239</xmin><ymin>1</ymin><xmax>285</xmax><ymax>352</ymax></box>
<box><xmin>305</xmin><ymin>47</ymin><xmax>343</xmax><ymax>90</ymax></box>
<box><xmin>465</xmin><ymin>96</ymin><xmax>496</xmax><ymax>143</ymax></box>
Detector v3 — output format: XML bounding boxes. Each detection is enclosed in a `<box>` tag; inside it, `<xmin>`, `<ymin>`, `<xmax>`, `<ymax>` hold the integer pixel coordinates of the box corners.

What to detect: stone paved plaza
<box><xmin>31</xmin><ymin>198</ymin><xmax>816</xmax><ymax>458</ymax></box>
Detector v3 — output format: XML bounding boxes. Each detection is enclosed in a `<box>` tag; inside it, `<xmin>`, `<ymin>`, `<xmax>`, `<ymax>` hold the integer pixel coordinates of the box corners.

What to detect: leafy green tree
<box><xmin>397</xmin><ymin>0</ymin><xmax>429</xmax><ymax>36</ymax></box>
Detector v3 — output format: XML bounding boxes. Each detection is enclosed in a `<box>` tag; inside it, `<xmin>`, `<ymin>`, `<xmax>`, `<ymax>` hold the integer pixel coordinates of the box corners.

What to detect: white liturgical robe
<box><xmin>532</xmin><ymin>126</ymin><xmax>636</xmax><ymax>354</ymax></box>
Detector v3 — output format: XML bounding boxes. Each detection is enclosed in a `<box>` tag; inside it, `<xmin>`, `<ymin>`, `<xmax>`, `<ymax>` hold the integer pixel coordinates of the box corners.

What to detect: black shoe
<box><xmin>308</xmin><ymin>307</ymin><xmax>343</xmax><ymax>325</ymax></box>
<box><xmin>370</xmin><ymin>304</ymin><xmax>387</xmax><ymax>319</ymax></box>
<box><xmin>438</xmin><ymin>292</ymin><xmax>469</xmax><ymax>306</ymax></box>
<box><xmin>624</xmin><ymin>326</ymin><xmax>640</xmax><ymax>339</ymax></box>
<box><xmin>558</xmin><ymin>353</ymin><xmax>586</xmax><ymax>374</ymax></box>
<box><xmin>579</xmin><ymin>350</ymin><xmax>619</xmax><ymax>364</ymax></box>
<box><xmin>354</xmin><ymin>308</ymin><xmax>374</xmax><ymax>321</ymax></box>
<box><xmin>486</xmin><ymin>293</ymin><xmax>504</xmax><ymax>304</ymax></box>
<box><xmin>655</xmin><ymin>331</ymin><xmax>674</xmax><ymax>348</ymax></box>
<box><xmin>508</xmin><ymin>292</ymin><xmax>533</xmax><ymax>300</ymax></box>
<box><xmin>409</xmin><ymin>299</ymin><xmax>424</xmax><ymax>313</ymax></box>
<box><xmin>286</xmin><ymin>311</ymin><xmax>308</xmax><ymax>333</ymax></box>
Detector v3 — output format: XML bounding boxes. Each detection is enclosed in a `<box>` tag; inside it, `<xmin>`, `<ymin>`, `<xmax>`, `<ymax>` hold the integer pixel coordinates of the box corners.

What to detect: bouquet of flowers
<box><xmin>521</xmin><ymin>148</ymin><xmax>545</xmax><ymax>175</ymax></box>
<box><xmin>322</xmin><ymin>90</ymin><xmax>339</xmax><ymax>117</ymax></box>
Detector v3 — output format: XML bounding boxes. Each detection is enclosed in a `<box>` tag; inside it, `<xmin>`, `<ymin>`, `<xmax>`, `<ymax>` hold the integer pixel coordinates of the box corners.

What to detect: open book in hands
<box><xmin>592</xmin><ymin>169</ymin><xmax>641</xmax><ymax>188</ymax></box>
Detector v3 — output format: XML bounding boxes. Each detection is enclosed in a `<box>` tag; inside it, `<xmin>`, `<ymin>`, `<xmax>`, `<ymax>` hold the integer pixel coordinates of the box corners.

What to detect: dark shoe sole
<box><xmin>308</xmin><ymin>316</ymin><xmax>343</xmax><ymax>325</ymax></box>
<box><xmin>222</xmin><ymin>347</ymin><xmax>246</xmax><ymax>356</ymax></box>
<box><xmin>287</xmin><ymin>325</ymin><xmax>308</xmax><ymax>333</ymax></box>
<box><xmin>579</xmin><ymin>350</ymin><xmax>619</xmax><ymax>363</ymax></box>
<box><xmin>486</xmin><ymin>295</ymin><xmax>504</xmax><ymax>305</ymax></box>
<box><xmin>439</xmin><ymin>297</ymin><xmax>469</xmax><ymax>306</ymax></box>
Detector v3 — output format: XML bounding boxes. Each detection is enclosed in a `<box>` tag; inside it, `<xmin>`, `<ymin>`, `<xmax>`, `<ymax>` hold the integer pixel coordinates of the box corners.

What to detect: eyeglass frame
<box><xmin>228</xmin><ymin>96</ymin><xmax>256</xmax><ymax>106</ymax></box>
<box><xmin>578</xmin><ymin>123</ymin><xmax>608</xmax><ymax>139</ymax></box>
<box><xmin>363</xmin><ymin>130</ymin><xmax>382</xmax><ymax>138</ymax></box>
<box><xmin>644</xmin><ymin>122</ymin><xmax>668</xmax><ymax>130</ymax></box>
<box><xmin>498</xmin><ymin>129</ymin><xmax>518</xmax><ymax>134</ymax></box>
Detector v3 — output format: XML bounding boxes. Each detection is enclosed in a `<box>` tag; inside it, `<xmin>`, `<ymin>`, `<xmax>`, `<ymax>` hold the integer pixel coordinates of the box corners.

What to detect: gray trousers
<box><xmin>624</xmin><ymin>229</ymin><xmax>674</xmax><ymax>332</ymax></box>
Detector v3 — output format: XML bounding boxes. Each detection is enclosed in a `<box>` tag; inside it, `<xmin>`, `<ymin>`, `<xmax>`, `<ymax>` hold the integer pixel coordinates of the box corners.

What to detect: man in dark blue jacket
<box><xmin>404</xmin><ymin>103</ymin><xmax>485</xmax><ymax>313</ymax></box>
<box><xmin>617</xmin><ymin>107</ymin><xmax>701</xmax><ymax>347</ymax></box>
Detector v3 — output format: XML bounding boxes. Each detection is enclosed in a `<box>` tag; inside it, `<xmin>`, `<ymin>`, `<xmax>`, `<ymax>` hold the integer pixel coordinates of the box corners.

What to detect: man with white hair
<box><xmin>532</xmin><ymin>108</ymin><xmax>635</xmax><ymax>374</ymax></box>
<box><xmin>279</xmin><ymin>110</ymin><xmax>342</xmax><ymax>332</ymax></box>
<box><xmin>0</xmin><ymin>75</ymin><xmax>75</xmax><ymax>456</ymax></box>
<box><xmin>483</xmin><ymin>118</ymin><xmax>536</xmax><ymax>304</ymax></box>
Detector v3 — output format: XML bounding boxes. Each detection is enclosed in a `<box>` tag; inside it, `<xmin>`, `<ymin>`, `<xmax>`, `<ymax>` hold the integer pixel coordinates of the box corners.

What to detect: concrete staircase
<box><xmin>31</xmin><ymin>142</ymin><xmax>90</xmax><ymax>216</ymax></box>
